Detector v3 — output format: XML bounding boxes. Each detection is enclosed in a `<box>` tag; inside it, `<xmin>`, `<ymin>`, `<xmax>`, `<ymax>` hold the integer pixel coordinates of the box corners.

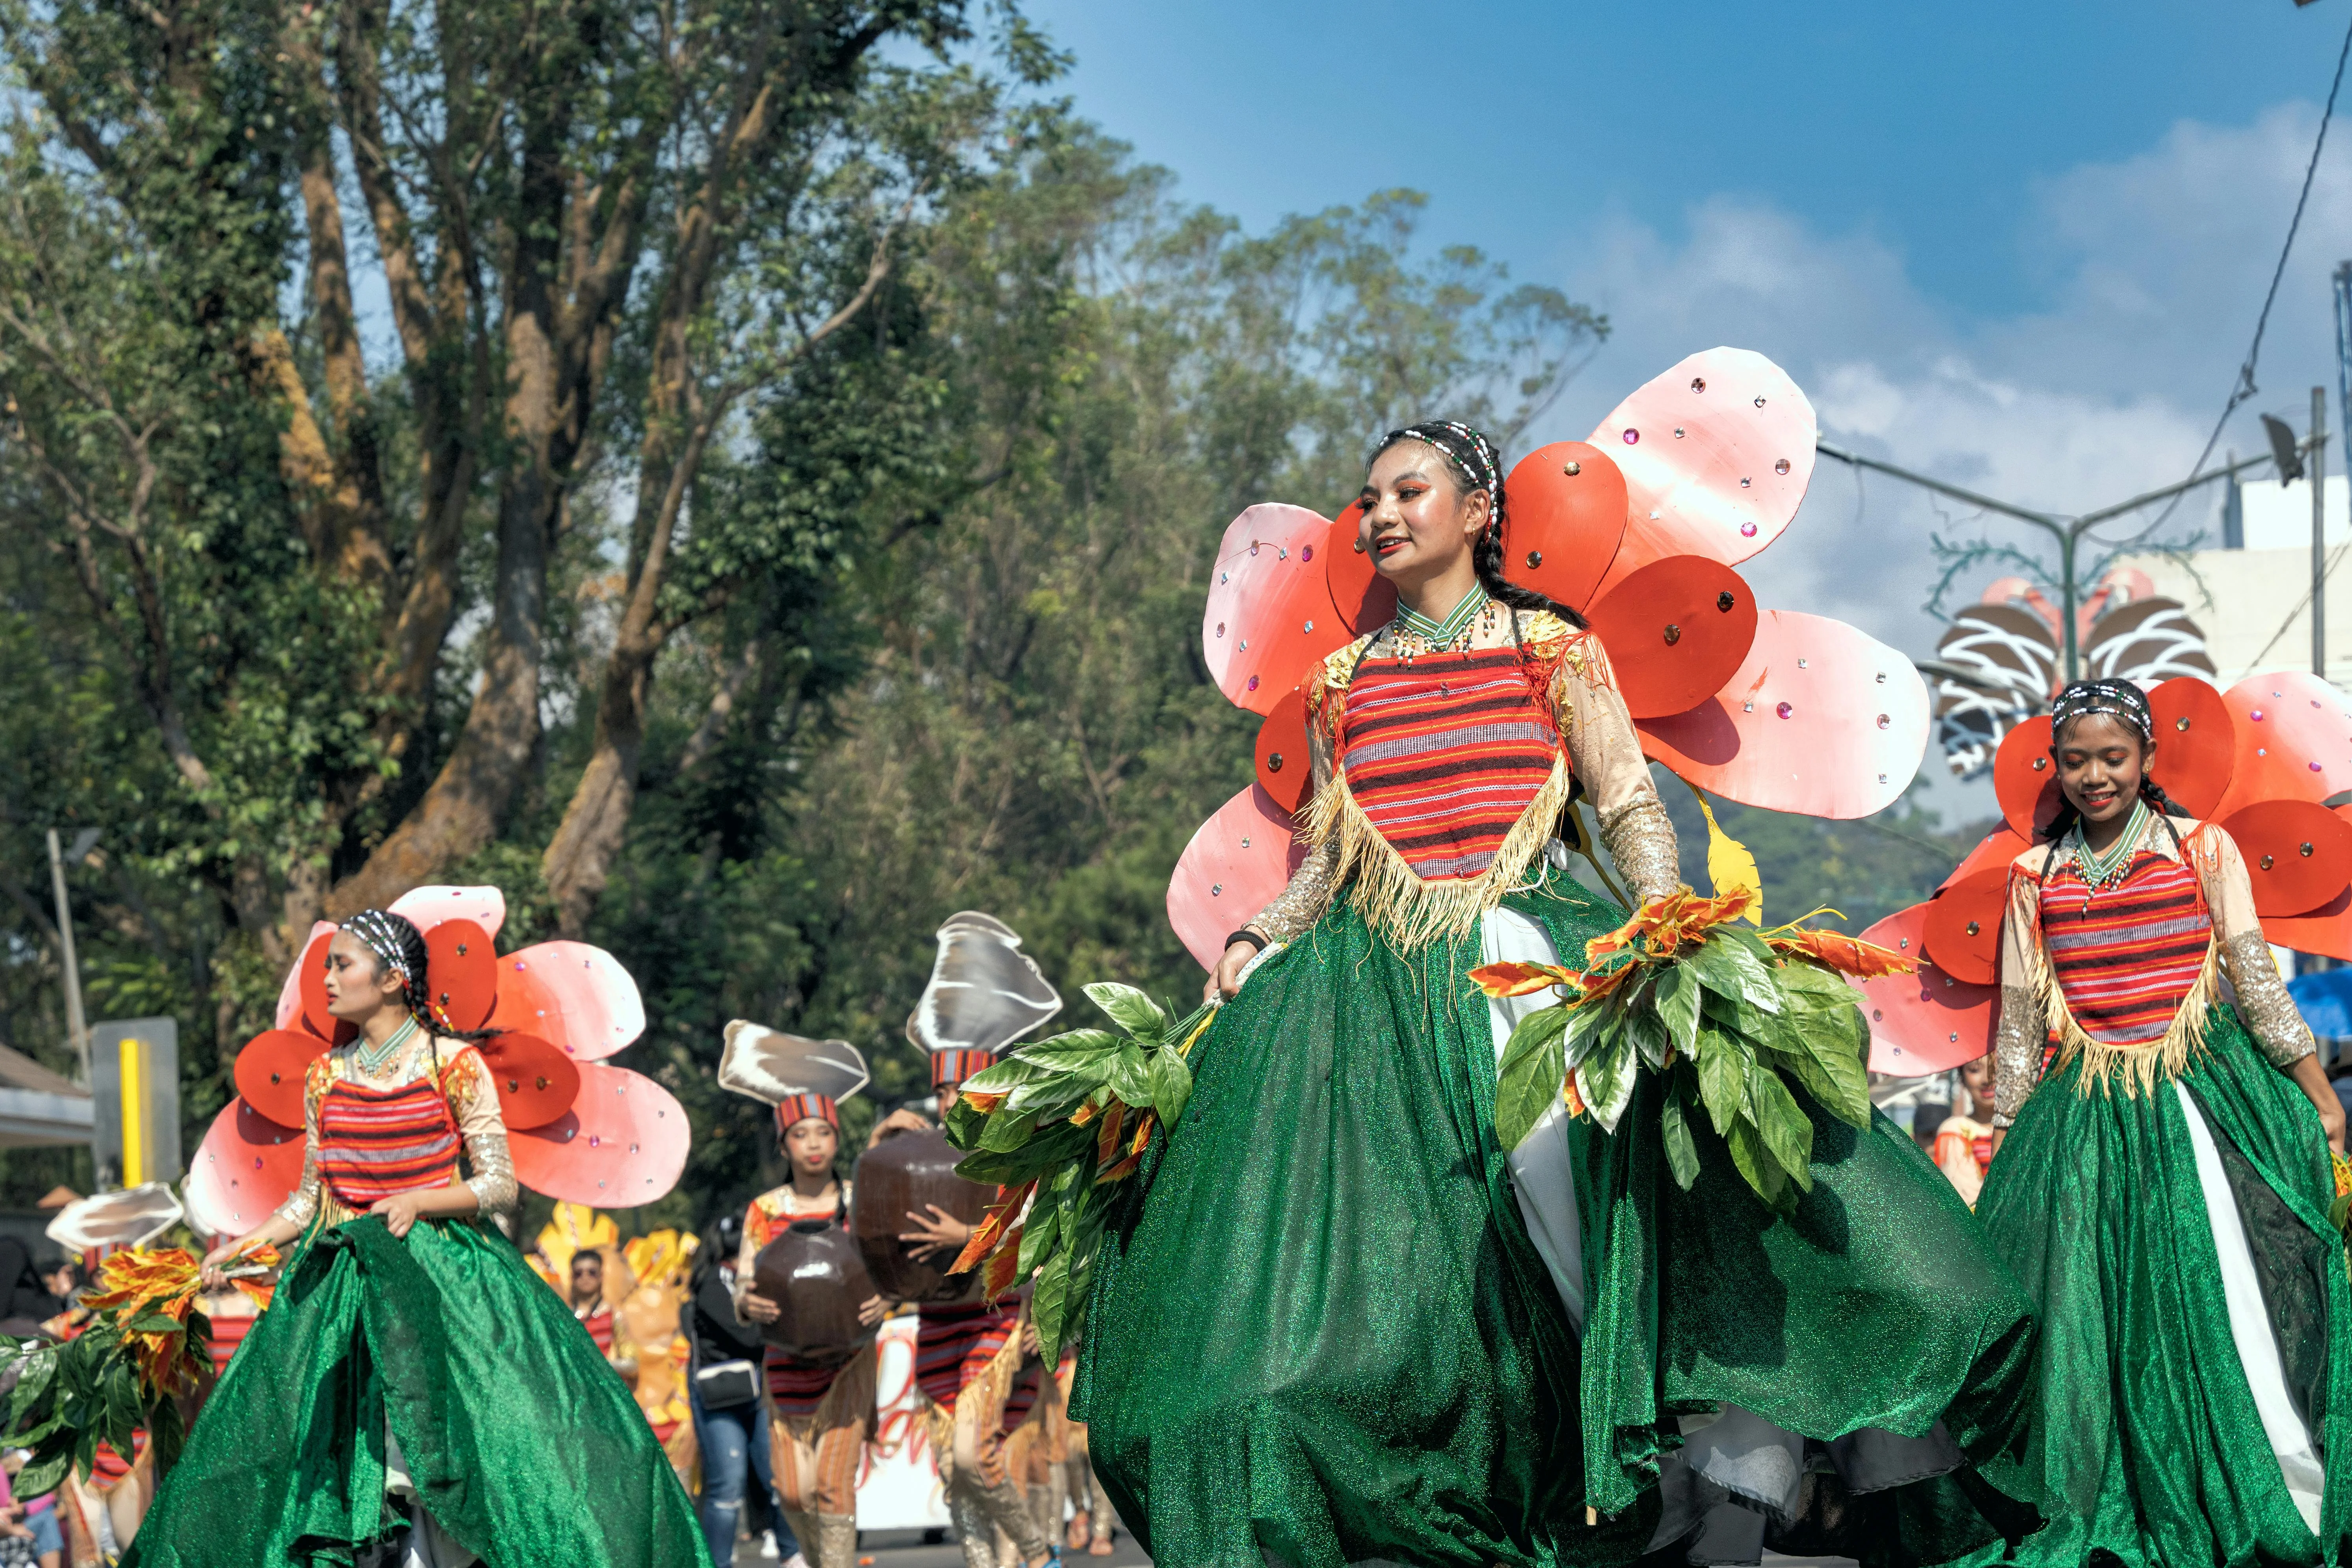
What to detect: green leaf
<box><xmin>1660</xmin><ymin>1084</ymin><xmax>1701</xmax><ymax>1191</ymax></box>
<box><xmin>1626</xmin><ymin>1006</ymin><xmax>1673</xmax><ymax>1071</ymax></box>
<box><xmin>952</xmin><ymin>1119</ymin><xmax>1093</xmax><ymax>1185</ymax></box>
<box><xmin>941</xmin><ymin>1094</ymin><xmax>990</xmax><ymax>1150</ymax></box>
<box><xmin>8</xmin><ymin>1347</ymin><xmax>54</xmax><ymax>1425</ymax></box>
<box><xmin>1723</xmin><ymin>1114</ymin><xmax>1790</xmax><ymax>1211</ymax></box>
<box><xmin>1030</xmin><ymin>1250</ymin><xmax>1074</xmax><ymax>1363</ymax></box>
<box><xmin>1580</xmin><ymin>1033</ymin><xmax>1636</xmax><ymax>1125</ymax></box>
<box><xmin>957</xmin><ymin>1057</ymin><xmax>1051</xmax><ymax>1097</ymax></box>
<box><xmin>13</xmin><ymin>1450</ymin><xmax>65</xmax><ymax>1499</ymax></box>
<box><xmin>1747</xmin><ymin>1064</ymin><xmax>1815</xmax><ymax>1192</ymax></box>
<box><xmin>128</xmin><ymin>1313</ymin><xmax>184</xmax><ymax>1335</ymax></box>
<box><xmin>1694</xmin><ymin>1025</ymin><xmax>1751</xmax><ymax>1136</ymax></box>
<box><xmin>977</xmin><ymin>1107</ymin><xmax>1043</xmax><ymax>1153</ymax></box>
<box><xmin>1106</xmin><ymin>1044</ymin><xmax>1154</xmax><ymax>1107</ymax></box>
<box><xmin>1560</xmin><ymin>995</ymin><xmax>1619</xmax><ymax>1070</ymax></box>
<box><xmin>1654</xmin><ymin>966</ymin><xmax>1701</xmax><ymax>1056</ymax></box>
<box><xmin>1757</xmin><ymin>1019</ymin><xmax>1872</xmax><ymax>1129</ymax></box>
<box><xmin>1011</xmin><ymin>1029</ymin><xmax>1123</xmax><ymax>1071</ymax></box>
<box><xmin>1003</xmin><ymin>1070</ymin><xmax>1098</xmax><ymax>1120</ymax></box>
<box><xmin>1015</xmin><ymin>1201</ymin><xmax>1059</xmax><ymax>1278</ymax></box>
<box><xmin>1149</xmin><ymin>1045</ymin><xmax>1194</xmax><ymax>1129</ymax></box>
<box><xmin>1684</xmin><ymin>934</ymin><xmax>1781</xmax><ymax>1016</ymax></box>
<box><xmin>1495</xmin><ymin>1009</ymin><xmax>1572</xmax><ymax>1151</ymax></box>
<box><xmin>1084</xmin><ymin>983</ymin><xmax>1170</xmax><ymax>1046</ymax></box>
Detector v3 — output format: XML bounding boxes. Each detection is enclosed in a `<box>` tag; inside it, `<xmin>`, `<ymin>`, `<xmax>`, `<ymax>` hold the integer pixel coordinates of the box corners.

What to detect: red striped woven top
<box><xmin>579</xmin><ymin>1304</ymin><xmax>616</xmax><ymax>1354</ymax></box>
<box><xmin>315</xmin><ymin>1064</ymin><xmax>466</xmax><ymax>1208</ymax></box>
<box><xmin>207</xmin><ymin>1309</ymin><xmax>257</xmax><ymax>1377</ymax></box>
<box><xmin>2040</xmin><ymin>851</ymin><xmax>2211</xmax><ymax>1046</ymax></box>
<box><xmin>1337</xmin><ymin>646</ymin><xmax>1561</xmax><ymax>881</ymax></box>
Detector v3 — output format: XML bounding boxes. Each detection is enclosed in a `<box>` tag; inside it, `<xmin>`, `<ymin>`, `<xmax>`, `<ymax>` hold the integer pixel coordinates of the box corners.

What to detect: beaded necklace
<box><xmin>1390</xmin><ymin>583</ymin><xmax>1492</xmax><ymax>664</ymax></box>
<box><xmin>352</xmin><ymin>1015</ymin><xmax>420</xmax><ymax>1077</ymax></box>
<box><xmin>2070</xmin><ymin>800</ymin><xmax>2148</xmax><ymax>892</ymax></box>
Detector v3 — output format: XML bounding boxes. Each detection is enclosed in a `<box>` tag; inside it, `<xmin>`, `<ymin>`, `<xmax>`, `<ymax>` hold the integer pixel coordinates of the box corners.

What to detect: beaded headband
<box><xmin>1377</xmin><ymin>421</ymin><xmax>1507</xmax><ymax>541</ymax></box>
<box><xmin>2050</xmin><ymin>679</ymin><xmax>2152</xmax><ymax>744</ymax></box>
<box><xmin>340</xmin><ymin>909</ymin><xmax>416</xmax><ymax>984</ymax></box>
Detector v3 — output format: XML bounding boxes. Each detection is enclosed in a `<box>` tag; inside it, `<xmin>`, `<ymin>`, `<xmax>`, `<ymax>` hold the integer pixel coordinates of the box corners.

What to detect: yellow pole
<box><xmin>119</xmin><ymin>1034</ymin><xmax>144</xmax><ymax>1188</ymax></box>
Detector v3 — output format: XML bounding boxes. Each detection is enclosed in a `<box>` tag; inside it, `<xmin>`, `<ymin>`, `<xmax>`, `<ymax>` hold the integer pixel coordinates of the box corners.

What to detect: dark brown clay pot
<box><xmin>752</xmin><ymin>1216</ymin><xmax>880</xmax><ymax>1366</ymax></box>
<box><xmin>851</xmin><ymin>1124</ymin><xmax>990</xmax><ymax>1304</ymax></box>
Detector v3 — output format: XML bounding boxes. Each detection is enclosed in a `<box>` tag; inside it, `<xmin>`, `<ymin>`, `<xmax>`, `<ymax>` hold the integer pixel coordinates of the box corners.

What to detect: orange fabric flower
<box><xmin>1766</xmin><ymin>928</ymin><xmax>1915</xmax><ymax>978</ymax></box>
<box><xmin>1467</xmin><ymin>961</ymin><xmax>1583</xmax><ymax>999</ymax></box>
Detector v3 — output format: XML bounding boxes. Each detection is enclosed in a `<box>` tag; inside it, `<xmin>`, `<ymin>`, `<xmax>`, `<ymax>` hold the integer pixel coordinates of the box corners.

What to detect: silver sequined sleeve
<box><xmin>450</xmin><ymin>1047</ymin><xmax>519</xmax><ymax>1213</ymax></box>
<box><xmin>1991</xmin><ymin>871</ymin><xmax>2045</xmax><ymax>1127</ymax></box>
<box><xmin>271</xmin><ymin>1071</ymin><xmax>323</xmax><ymax>1230</ymax></box>
<box><xmin>1246</xmin><ymin>710</ymin><xmax>1339</xmax><ymax>944</ymax></box>
<box><xmin>2224</xmin><ymin>932</ymin><xmax>2315</xmax><ymax>1068</ymax></box>
<box><xmin>1558</xmin><ymin>635</ymin><xmax>1682</xmax><ymax>903</ymax></box>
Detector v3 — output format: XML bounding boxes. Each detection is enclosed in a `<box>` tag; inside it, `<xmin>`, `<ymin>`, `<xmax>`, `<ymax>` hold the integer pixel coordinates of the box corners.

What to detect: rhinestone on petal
<box><xmin>1775</xmin><ymin>458</ymin><xmax>1791</xmax><ymax>475</ymax></box>
<box><xmin>1740</xmin><ymin>522</ymin><xmax>1758</xmax><ymax>537</ymax></box>
<box><xmin>1691</xmin><ymin>377</ymin><xmax>1706</xmax><ymax>392</ymax></box>
<box><xmin>1623</xmin><ymin>428</ymin><xmax>1639</xmax><ymax>445</ymax></box>
<box><xmin>1877</xmin><ymin>714</ymin><xmax>1890</xmax><ymax>729</ymax></box>
<box><xmin>1776</xmin><ymin>702</ymin><xmax>1793</xmax><ymax>719</ymax></box>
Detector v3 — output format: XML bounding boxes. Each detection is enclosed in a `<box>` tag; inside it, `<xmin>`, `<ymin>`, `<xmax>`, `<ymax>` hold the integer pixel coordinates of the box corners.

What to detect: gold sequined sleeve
<box><xmin>445</xmin><ymin>1044</ymin><xmax>519</xmax><ymax>1213</ymax></box>
<box><xmin>1557</xmin><ymin>634</ymin><xmax>1681</xmax><ymax>903</ymax></box>
<box><xmin>1992</xmin><ymin>868</ymin><xmax>2047</xmax><ymax>1128</ymax></box>
<box><xmin>1245</xmin><ymin>688</ymin><xmax>1340</xmax><ymax>945</ymax></box>
<box><xmin>2200</xmin><ymin>826</ymin><xmax>2317</xmax><ymax>1068</ymax></box>
<box><xmin>270</xmin><ymin>1058</ymin><xmax>329</xmax><ymax>1231</ymax></box>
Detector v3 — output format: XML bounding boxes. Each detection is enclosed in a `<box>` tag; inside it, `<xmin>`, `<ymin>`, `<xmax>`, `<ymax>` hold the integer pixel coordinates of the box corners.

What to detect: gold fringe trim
<box><xmin>2037</xmin><ymin>932</ymin><xmax>2220</xmax><ymax>1101</ymax></box>
<box><xmin>1305</xmin><ymin>751</ymin><xmax>1576</xmax><ymax>950</ymax></box>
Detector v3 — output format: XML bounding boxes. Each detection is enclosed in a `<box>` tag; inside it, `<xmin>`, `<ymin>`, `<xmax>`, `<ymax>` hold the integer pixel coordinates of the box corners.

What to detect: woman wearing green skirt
<box><xmin>1069</xmin><ymin>421</ymin><xmax>2041</xmax><ymax>1568</ymax></box>
<box><xmin>1978</xmin><ymin>678</ymin><xmax>2350</xmax><ymax>1565</ymax></box>
<box><xmin>122</xmin><ymin>909</ymin><xmax>707</xmax><ymax>1568</ymax></box>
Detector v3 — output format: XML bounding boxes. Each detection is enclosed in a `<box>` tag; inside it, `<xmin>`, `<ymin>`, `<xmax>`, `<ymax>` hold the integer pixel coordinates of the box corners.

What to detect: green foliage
<box><xmin>944</xmin><ymin>986</ymin><xmax>1211</xmax><ymax>1359</ymax></box>
<box><xmin>1490</xmin><ymin>928</ymin><xmax>1878</xmax><ymax>1215</ymax></box>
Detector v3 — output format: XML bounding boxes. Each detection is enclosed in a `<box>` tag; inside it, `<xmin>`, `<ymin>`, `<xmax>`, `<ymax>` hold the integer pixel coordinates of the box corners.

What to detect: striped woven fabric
<box><xmin>1338</xmin><ymin>647</ymin><xmax>1559</xmax><ymax>881</ymax></box>
<box><xmin>2041</xmin><ymin>852</ymin><xmax>2211</xmax><ymax>1046</ymax></box>
<box><xmin>207</xmin><ymin>1310</ymin><xmax>257</xmax><ymax>1377</ymax></box>
<box><xmin>578</xmin><ymin>1305</ymin><xmax>617</xmax><ymax>1355</ymax></box>
<box><xmin>315</xmin><ymin>1074</ymin><xmax>462</xmax><ymax>1207</ymax></box>
<box><xmin>91</xmin><ymin>1429</ymin><xmax>146</xmax><ymax>1486</ymax></box>
<box><xmin>916</xmin><ymin>1298</ymin><xmax>1040</xmax><ymax>1430</ymax></box>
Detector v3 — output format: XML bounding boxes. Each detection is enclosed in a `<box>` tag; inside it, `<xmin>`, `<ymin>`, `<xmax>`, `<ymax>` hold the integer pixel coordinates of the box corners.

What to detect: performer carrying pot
<box><xmin>721</xmin><ymin>1023</ymin><xmax>886</xmax><ymax>1568</ymax></box>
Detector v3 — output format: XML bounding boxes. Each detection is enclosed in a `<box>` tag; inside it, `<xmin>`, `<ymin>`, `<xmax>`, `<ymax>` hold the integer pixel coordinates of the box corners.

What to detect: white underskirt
<box><xmin>1481</xmin><ymin>905</ymin><xmax>1589</xmax><ymax>1331</ymax></box>
<box><xmin>2173</xmin><ymin>1081</ymin><xmax>2326</xmax><ymax>1534</ymax></box>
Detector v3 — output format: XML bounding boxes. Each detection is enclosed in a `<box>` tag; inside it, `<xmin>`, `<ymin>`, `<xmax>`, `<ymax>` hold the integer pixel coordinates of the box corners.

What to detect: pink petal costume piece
<box><xmin>1072</xmin><ymin>355</ymin><xmax>2043</xmax><ymax>1568</ymax></box>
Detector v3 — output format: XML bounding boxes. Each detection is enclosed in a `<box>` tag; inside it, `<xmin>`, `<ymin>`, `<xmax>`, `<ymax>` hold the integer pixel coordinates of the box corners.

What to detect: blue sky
<box><xmin>1023</xmin><ymin>1</ymin><xmax>2352</xmax><ymax>815</ymax></box>
<box><xmin>1025</xmin><ymin>1</ymin><xmax>2337</xmax><ymax>326</ymax></box>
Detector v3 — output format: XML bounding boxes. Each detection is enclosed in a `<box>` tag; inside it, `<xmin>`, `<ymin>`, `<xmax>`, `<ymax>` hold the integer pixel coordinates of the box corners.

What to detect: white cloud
<box><xmin>1530</xmin><ymin>100</ymin><xmax>2352</xmax><ymax>821</ymax></box>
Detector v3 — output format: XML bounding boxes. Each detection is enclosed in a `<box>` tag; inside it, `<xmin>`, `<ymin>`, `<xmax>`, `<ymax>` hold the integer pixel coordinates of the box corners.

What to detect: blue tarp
<box><xmin>2287</xmin><ymin>967</ymin><xmax>2352</xmax><ymax>1040</ymax></box>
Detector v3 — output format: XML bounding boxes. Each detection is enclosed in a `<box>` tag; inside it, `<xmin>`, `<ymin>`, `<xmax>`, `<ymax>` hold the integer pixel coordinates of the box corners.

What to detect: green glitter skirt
<box><xmin>119</xmin><ymin>1213</ymin><xmax>709</xmax><ymax>1568</ymax></box>
<box><xmin>1071</xmin><ymin>870</ymin><xmax>2039</xmax><ymax>1568</ymax></box>
<box><xmin>1974</xmin><ymin>1006</ymin><xmax>2352</xmax><ymax>1567</ymax></box>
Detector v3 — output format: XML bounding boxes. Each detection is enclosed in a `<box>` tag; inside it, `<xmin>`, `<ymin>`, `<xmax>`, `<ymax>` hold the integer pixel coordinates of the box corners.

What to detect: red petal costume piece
<box><xmin>1167</xmin><ymin>346</ymin><xmax>1932</xmax><ymax>966</ymax></box>
<box><xmin>1872</xmin><ymin>674</ymin><xmax>2352</xmax><ymax>1076</ymax></box>
<box><xmin>186</xmin><ymin>888</ymin><xmax>685</xmax><ymax>1233</ymax></box>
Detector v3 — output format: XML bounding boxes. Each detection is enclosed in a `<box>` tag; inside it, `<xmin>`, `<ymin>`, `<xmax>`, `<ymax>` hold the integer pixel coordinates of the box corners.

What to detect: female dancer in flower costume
<box><xmin>1977</xmin><ymin>678</ymin><xmax>2351</xmax><ymax>1564</ymax></box>
<box><xmin>1069</xmin><ymin>422</ymin><xmax>2040</xmax><ymax>1568</ymax></box>
<box><xmin>123</xmin><ymin>910</ymin><xmax>707</xmax><ymax>1568</ymax></box>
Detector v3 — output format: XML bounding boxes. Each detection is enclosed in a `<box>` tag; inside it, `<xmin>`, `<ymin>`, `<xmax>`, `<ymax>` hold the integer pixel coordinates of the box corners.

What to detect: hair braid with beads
<box><xmin>1368</xmin><ymin>420</ymin><xmax>1589</xmax><ymax>631</ymax></box>
<box><xmin>338</xmin><ymin>909</ymin><xmax>505</xmax><ymax>1045</ymax></box>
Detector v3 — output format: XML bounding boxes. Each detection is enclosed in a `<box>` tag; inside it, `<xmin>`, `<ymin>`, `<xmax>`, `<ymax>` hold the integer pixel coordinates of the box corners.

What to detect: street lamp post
<box><xmin>1816</xmin><ymin>441</ymin><xmax>2307</xmax><ymax>683</ymax></box>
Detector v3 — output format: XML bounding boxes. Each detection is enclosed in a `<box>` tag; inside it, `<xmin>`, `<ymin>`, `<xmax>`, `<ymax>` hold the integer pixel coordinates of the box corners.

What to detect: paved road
<box><xmin>735</xmin><ymin>1530</ymin><xmax>1850</xmax><ymax>1566</ymax></box>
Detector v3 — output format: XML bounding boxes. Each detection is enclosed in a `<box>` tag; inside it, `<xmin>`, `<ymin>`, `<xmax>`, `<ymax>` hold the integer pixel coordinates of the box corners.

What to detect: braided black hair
<box><xmin>1368</xmin><ymin>421</ymin><xmax>1589</xmax><ymax>631</ymax></box>
<box><xmin>339</xmin><ymin>908</ymin><xmax>504</xmax><ymax>1044</ymax></box>
<box><xmin>2037</xmin><ymin>678</ymin><xmax>2185</xmax><ymax>864</ymax></box>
